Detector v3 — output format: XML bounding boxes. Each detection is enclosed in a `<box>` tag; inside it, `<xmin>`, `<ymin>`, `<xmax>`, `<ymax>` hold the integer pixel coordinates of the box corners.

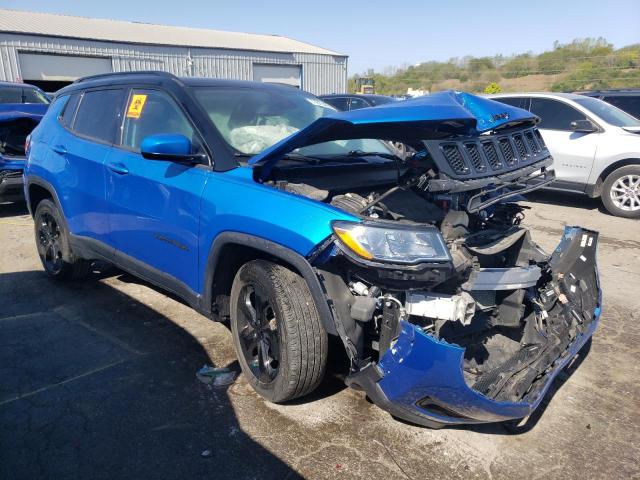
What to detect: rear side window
<box><xmin>349</xmin><ymin>97</ymin><xmax>370</xmax><ymax>110</ymax></box>
<box><xmin>73</xmin><ymin>89</ymin><xmax>124</xmax><ymax>143</ymax></box>
<box><xmin>22</xmin><ymin>88</ymin><xmax>50</xmax><ymax>104</ymax></box>
<box><xmin>604</xmin><ymin>96</ymin><xmax>640</xmax><ymax>119</ymax></box>
<box><xmin>0</xmin><ymin>87</ymin><xmax>23</xmax><ymax>103</ymax></box>
<box><xmin>59</xmin><ymin>93</ymin><xmax>81</xmax><ymax>128</ymax></box>
<box><xmin>529</xmin><ymin>98</ymin><xmax>587</xmax><ymax>131</ymax></box>
<box><xmin>323</xmin><ymin>97</ymin><xmax>349</xmax><ymax>111</ymax></box>
<box><xmin>120</xmin><ymin>89</ymin><xmax>196</xmax><ymax>152</ymax></box>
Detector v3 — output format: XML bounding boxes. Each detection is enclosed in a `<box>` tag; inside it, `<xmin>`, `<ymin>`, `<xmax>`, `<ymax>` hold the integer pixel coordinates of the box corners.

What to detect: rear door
<box><xmin>53</xmin><ymin>88</ymin><xmax>125</xmax><ymax>244</ymax></box>
<box><xmin>106</xmin><ymin>87</ymin><xmax>210</xmax><ymax>294</ymax></box>
<box><xmin>527</xmin><ymin>97</ymin><xmax>600</xmax><ymax>188</ymax></box>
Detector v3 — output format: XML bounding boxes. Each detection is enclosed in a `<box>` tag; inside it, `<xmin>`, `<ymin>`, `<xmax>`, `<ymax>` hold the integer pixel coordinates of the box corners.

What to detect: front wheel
<box><xmin>601</xmin><ymin>165</ymin><xmax>640</xmax><ymax>218</ymax></box>
<box><xmin>230</xmin><ymin>260</ymin><xmax>328</xmax><ymax>403</ymax></box>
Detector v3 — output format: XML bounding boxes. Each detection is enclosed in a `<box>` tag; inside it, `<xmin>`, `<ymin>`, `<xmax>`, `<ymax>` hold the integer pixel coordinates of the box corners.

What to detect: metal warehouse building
<box><xmin>0</xmin><ymin>9</ymin><xmax>348</xmax><ymax>94</ymax></box>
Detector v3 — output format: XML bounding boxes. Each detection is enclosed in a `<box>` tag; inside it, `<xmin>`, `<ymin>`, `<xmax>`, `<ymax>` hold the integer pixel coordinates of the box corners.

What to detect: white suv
<box><xmin>491</xmin><ymin>92</ymin><xmax>640</xmax><ymax>218</ymax></box>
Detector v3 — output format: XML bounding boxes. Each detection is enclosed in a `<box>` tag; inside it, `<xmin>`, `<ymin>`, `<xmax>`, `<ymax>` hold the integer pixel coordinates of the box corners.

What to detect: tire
<box><xmin>601</xmin><ymin>165</ymin><xmax>640</xmax><ymax>218</ymax></box>
<box><xmin>34</xmin><ymin>199</ymin><xmax>91</xmax><ymax>280</ymax></box>
<box><xmin>230</xmin><ymin>260</ymin><xmax>328</xmax><ymax>403</ymax></box>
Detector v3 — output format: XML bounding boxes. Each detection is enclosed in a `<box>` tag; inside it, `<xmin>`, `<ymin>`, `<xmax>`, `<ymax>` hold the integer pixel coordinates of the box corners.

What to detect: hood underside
<box><xmin>249</xmin><ymin>90</ymin><xmax>538</xmax><ymax>177</ymax></box>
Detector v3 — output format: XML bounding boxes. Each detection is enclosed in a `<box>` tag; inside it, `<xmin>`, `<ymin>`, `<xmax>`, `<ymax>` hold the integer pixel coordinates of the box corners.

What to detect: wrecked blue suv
<box><xmin>25</xmin><ymin>72</ymin><xmax>600</xmax><ymax>428</ymax></box>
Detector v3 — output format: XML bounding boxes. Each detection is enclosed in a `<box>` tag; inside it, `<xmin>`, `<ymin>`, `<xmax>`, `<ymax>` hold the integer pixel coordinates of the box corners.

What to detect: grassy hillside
<box><xmin>350</xmin><ymin>38</ymin><xmax>640</xmax><ymax>95</ymax></box>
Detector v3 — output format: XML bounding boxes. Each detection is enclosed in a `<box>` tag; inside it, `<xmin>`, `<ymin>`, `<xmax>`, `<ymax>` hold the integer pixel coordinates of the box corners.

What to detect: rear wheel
<box><xmin>601</xmin><ymin>165</ymin><xmax>640</xmax><ymax>218</ymax></box>
<box><xmin>230</xmin><ymin>260</ymin><xmax>327</xmax><ymax>403</ymax></box>
<box><xmin>34</xmin><ymin>199</ymin><xmax>91</xmax><ymax>280</ymax></box>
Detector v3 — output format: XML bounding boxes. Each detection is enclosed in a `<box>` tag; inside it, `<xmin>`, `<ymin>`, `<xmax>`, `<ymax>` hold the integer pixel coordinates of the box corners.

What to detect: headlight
<box><xmin>331</xmin><ymin>221</ymin><xmax>451</xmax><ymax>264</ymax></box>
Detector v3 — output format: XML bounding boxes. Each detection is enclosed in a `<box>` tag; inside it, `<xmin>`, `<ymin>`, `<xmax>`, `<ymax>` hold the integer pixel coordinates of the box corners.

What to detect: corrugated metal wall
<box><xmin>0</xmin><ymin>33</ymin><xmax>347</xmax><ymax>94</ymax></box>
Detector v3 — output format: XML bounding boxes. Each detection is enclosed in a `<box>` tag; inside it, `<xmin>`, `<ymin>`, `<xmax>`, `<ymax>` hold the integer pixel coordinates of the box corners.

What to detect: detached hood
<box><xmin>249</xmin><ymin>90</ymin><xmax>537</xmax><ymax>178</ymax></box>
<box><xmin>0</xmin><ymin>103</ymin><xmax>48</xmax><ymax>123</ymax></box>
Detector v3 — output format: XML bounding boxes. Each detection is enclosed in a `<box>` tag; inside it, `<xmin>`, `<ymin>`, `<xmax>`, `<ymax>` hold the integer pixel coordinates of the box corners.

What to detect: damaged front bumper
<box><xmin>345</xmin><ymin>226</ymin><xmax>601</xmax><ymax>427</ymax></box>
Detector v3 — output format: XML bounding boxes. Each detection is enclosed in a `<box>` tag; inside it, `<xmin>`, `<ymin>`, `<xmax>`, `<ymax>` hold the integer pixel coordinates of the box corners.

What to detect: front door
<box><xmin>528</xmin><ymin>97</ymin><xmax>599</xmax><ymax>189</ymax></box>
<box><xmin>106</xmin><ymin>88</ymin><xmax>210</xmax><ymax>294</ymax></box>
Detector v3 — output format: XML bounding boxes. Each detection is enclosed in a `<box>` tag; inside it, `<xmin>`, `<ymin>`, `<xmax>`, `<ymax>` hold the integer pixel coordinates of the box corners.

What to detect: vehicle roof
<box><xmin>319</xmin><ymin>93</ymin><xmax>394</xmax><ymax>100</ymax></box>
<box><xmin>576</xmin><ymin>89</ymin><xmax>640</xmax><ymax>96</ymax></box>
<box><xmin>488</xmin><ymin>92</ymin><xmax>586</xmax><ymax>101</ymax></box>
<box><xmin>55</xmin><ymin>71</ymin><xmax>310</xmax><ymax>96</ymax></box>
<box><xmin>0</xmin><ymin>80</ymin><xmax>40</xmax><ymax>89</ymax></box>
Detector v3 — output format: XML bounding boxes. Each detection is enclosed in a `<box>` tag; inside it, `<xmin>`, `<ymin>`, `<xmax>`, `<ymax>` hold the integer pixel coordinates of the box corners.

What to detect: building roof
<box><xmin>0</xmin><ymin>9</ymin><xmax>345</xmax><ymax>57</ymax></box>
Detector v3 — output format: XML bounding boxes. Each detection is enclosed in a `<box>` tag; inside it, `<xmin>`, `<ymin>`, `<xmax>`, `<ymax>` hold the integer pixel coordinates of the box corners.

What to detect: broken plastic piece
<box><xmin>463</xmin><ymin>266</ymin><xmax>541</xmax><ymax>291</ymax></box>
<box><xmin>196</xmin><ymin>365</ymin><xmax>236</xmax><ymax>386</ymax></box>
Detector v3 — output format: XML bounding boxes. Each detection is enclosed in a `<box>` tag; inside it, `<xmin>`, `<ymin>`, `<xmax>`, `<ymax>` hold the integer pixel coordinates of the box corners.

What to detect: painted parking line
<box><xmin>0</xmin><ymin>359</ymin><xmax>125</xmax><ymax>407</ymax></box>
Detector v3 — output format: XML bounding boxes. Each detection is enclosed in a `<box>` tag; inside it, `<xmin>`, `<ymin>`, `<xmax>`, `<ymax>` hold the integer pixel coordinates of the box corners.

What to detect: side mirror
<box><xmin>570</xmin><ymin>119</ymin><xmax>598</xmax><ymax>133</ymax></box>
<box><xmin>140</xmin><ymin>134</ymin><xmax>206</xmax><ymax>164</ymax></box>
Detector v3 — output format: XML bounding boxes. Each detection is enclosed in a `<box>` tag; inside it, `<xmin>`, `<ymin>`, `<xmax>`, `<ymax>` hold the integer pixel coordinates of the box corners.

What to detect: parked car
<box><xmin>25</xmin><ymin>72</ymin><xmax>600</xmax><ymax>428</ymax></box>
<box><xmin>319</xmin><ymin>93</ymin><xmax>397</xmax><ymax>111</ymax></box>
<box><xmin>491</xmin><ymin>92</ymin><xmax>640</xmax><ymax>218</ymax></box>
<box><xmin>0</xmin><ymin>81</ymin><xmax>49</xmax><ymax>202</ymax></box>
<box><xmin>576</xmin><ymin>89</ymin><xmax>640</xmax><ymax>119</ymax></box>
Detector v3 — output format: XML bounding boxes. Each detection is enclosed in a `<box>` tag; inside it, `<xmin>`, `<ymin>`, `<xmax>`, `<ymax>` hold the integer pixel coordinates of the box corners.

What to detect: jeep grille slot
<box><xmin>525</xmin><ymin>131</ymin><xmax>539</xmax><ymax>153</ymax></box>
<box><xmin>464</xmin><ymin>143</ymin><xmax>487</xmax><ymax>173</ymax></box>
<box><xmin>513</xmin><ymin>134</ymin><xmax>528</xmax><ymax>159</ymax></box>
<box><xmin>442</xmin><ymin>144</ymin><xmax>470</xmax><ymax>175</ymax></box>
<box><xmin>482</xmin><ymin>141</ymin><xmax>502</xmax><ymax>170</ymax></box>
<box><xmin>534</xmin><ymin>129</ymin><xmax>546</xmax><ymax>149</ymax></box>
<box><xmin>498</xmin><ymin>138</ymin><xmax>517</xmax><ymax>166</ymax></box>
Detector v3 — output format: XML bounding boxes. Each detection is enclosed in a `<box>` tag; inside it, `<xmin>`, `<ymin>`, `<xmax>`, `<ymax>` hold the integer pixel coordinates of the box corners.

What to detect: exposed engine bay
<box><xmin>0</xmin><ymin>117</ymin><xmax>37</xmax><ymax>158</ymax></box>
<box><xmin>262</xmin><ymin>135</ymin><xmax>598</xmax><ymax>405</ymax></box>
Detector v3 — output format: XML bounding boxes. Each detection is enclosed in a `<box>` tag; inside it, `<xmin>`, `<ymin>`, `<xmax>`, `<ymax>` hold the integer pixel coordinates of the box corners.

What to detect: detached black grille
<box><xmin>482</xmin><ymin>142</ymin><xmax>502</xmax><ymax>170</ymax></box>
<box><xmin>499</xmin><ymin>138</ymin><xmax>517</xmax><ymax>166</ymax></box>
<box><xmin>442</xmin><ymin>144</ymin><xmax>470</xmax><ymax>175</ymax></box>
<box><xmin>513</xmin><ymin>134</ymin><xmax>528</xmax><ymax>160</ymax></box>
<box><xmin>464</xmin><ymin>143</ymin><xmax>486</xmax><ymax>172</ymax></box>
<box><xmin>424</xmin><ymin>127</ymin><xmax>550</xmax><ymax>180</ymax></box>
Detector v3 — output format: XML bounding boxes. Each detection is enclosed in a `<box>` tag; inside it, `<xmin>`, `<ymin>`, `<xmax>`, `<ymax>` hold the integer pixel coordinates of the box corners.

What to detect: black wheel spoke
<box><xmin>235</xmin><ymin>282</ymin><xmax>281</xmax><ymax>383</ymax></box>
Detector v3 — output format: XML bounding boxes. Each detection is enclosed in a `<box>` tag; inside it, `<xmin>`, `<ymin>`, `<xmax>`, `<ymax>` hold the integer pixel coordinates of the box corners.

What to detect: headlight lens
<box><xmin>331</xmin><ymin>221</ymin><xmax>450</xmax><ymax>264</ymax></box>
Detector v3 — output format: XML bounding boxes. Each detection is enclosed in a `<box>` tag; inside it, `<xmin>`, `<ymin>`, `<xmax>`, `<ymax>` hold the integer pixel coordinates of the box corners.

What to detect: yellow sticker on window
<box><xmin>126</xmin><ymin>94</ymin><xmax>147</xmax><ymax>119</ymax></box>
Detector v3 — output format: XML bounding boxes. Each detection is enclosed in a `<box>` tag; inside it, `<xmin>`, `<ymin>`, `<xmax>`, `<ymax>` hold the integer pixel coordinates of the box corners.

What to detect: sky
<box><xmin>1</xmin><ymin>0</ymin><xmax>639</xmax><ymax>74</ymax></box>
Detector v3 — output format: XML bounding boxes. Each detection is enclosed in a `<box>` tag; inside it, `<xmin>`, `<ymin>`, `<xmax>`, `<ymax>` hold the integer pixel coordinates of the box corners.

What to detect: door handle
<box><xmin>107</xmin><ymin>162</ymin><xmax>129</xmax><ymax>175</ymax></box>
<box><xmin>52</xmin><ymin>144</ymin><xmax>67</xmax><ymax>155</ymax></box>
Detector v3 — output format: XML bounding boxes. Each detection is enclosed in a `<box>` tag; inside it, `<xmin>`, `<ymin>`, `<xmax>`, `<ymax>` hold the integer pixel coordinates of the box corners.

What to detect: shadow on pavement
<box><xmin>0</xmin><ymin>202</ymin><xmax>29</xmax><ymax>218</ymax></box>
<box><xmin>0</xmin><ymin>270</ymin><xmax>302</xmax><ymax>479</ymax></box>
<box><xmin>524</xmin><ymin>190</ymin><xmax>605</xmax><ymax>213</ymax></box>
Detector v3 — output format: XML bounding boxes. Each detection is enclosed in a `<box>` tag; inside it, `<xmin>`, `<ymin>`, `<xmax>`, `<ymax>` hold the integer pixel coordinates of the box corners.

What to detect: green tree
<box><xmin>483</xmin><ymin>82</ymin><xmax>502</xmax><ymax>94</ymax></box>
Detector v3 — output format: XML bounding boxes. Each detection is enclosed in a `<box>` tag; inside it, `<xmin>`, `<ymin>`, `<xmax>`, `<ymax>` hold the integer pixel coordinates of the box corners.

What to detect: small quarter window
<box><xmin>59</xmin><ymin>93</ymin><xmax>81</xmax><ymax>128</ymax></box>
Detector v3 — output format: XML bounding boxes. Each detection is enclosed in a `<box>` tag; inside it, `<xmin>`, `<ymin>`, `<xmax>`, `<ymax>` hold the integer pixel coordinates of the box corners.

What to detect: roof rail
<box><xmin>73</xmin><ymin>70</ymin><xmax>178</xmax><ymax>84</ymax></box>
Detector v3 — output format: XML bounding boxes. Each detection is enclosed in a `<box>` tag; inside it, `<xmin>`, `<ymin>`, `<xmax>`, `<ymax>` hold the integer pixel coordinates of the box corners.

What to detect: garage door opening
<box><xmin>19</xmin><ymin>53</ymin><xmax>112</xmax><ymax>92</ymax></box>
<box><xmin>253</xmin><ymin>64</ymin><xmax>302</xmax><ymax>88</ymax></box>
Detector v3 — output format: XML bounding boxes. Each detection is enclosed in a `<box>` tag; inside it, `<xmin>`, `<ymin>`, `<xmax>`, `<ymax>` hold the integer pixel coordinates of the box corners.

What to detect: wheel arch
<box><xmin>25</xmin><ymin>176</ymin><xmax>62</xmax><ymax>217</ymax></box>
<box><xmin>203</xmin><ymin>232</ymin><xmax>338</xmax><ymax>335</ymax></box>
<box><xmin>588</xmin><ymin>158</ymin><xmax>640</xmax><ymax>197</ymax></box>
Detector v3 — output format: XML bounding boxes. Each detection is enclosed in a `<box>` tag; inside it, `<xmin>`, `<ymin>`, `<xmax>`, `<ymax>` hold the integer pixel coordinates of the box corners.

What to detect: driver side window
<box><xmin>121</xmin><ymin>89</ymin><xmax>196</xmax><ymax>152</ymax></box>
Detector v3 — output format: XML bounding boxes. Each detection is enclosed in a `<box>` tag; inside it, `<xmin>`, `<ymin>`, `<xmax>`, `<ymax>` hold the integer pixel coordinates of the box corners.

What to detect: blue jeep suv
<box><xmin>25</xmin><ymin>72</ymin><xmax>600</xmax><ymax>428</ymax></box>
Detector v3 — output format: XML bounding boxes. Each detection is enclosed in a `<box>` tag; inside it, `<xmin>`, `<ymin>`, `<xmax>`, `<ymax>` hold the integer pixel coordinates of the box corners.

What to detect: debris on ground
<box><xmin>196</xmin><ymin>365</ymin><xmax>236</xmax><ymax>387</ymax></box>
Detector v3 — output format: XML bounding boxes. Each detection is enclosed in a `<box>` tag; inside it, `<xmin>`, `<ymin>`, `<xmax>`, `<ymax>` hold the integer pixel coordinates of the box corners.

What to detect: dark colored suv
<box><xmin>24</xmin><ymin>72</ymin><xmax>600</xmax><ymax>428</ymax></box>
